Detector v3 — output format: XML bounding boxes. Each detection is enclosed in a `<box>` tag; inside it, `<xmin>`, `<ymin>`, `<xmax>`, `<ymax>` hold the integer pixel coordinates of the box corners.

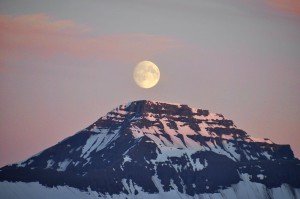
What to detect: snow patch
<box><xmin>57</xmin><ymin>159</ymin><xmax>71</xmax><ymax>172</ymax></box>
<box><xmin>123</xmin><ymin>155</ymin><xmax>132</xmax><ymax>164</ymax></box>
<box><xmin>257</xmin><ymin>174</ymin><xmax>266</xmax><ymax>180</ymax></box>
<box><xmin>81</xmin><ymin>128</ymin><xmax>120</xmax><ymax>160</ymax></box>
<box><xmin>45</xmin><ymin>159</ymin><xmax>55</xmax><ymax>169</ymax></box>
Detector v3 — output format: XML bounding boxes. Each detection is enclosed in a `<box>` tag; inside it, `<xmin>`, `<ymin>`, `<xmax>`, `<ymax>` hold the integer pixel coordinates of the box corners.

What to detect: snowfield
<box><xmin>1</xmin><ymin>181</ymin><xmax>300</xmax><ymax>199</ymax></box>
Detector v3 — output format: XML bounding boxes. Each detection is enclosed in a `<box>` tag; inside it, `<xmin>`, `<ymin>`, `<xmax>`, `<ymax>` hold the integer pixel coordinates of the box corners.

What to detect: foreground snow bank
<box><xmin>0</xmin><ymin>181</ymin><xmax>300</xmax><ymax>199</ymax></box>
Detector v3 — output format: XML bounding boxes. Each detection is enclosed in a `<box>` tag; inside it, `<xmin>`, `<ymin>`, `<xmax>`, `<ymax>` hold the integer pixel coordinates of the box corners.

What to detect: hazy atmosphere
<box><xmin>0</xmin><ymin>0</ymin><xmax>300</xmax><ymax>167</ymax></box>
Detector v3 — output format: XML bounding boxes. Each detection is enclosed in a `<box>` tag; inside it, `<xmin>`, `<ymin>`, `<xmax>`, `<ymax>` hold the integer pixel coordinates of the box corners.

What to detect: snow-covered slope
<box><xmin>1</xmin><ymin>100</ymin><xmax>300</xmax><ymax>198</ymax></box>
<box><xmin>1</xmin><ymin>181</ymin><xmax>300</xmax><ymax>199</ymax></box>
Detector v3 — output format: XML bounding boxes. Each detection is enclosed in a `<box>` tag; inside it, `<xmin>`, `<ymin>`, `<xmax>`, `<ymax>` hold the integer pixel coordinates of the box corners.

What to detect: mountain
<box><xmin>0</xmin><ymin>100</ymin><xmax>300</xmax><ymax>199</ymax></box>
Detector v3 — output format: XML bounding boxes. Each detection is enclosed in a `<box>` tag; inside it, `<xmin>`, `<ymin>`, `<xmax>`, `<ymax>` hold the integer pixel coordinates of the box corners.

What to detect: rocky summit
<box><xmin>0</xmin><ymin>100</ymin><xmax>300</xmax><ymax>199</ymax></box>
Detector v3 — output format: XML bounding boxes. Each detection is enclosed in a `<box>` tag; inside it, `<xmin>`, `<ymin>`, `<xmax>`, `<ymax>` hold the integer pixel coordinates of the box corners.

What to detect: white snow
<box><xmin>222</xmin><ymin>140</ymin><xmax>241</xmax><ymax>161</ymax></box>
<box><xmin>57</xmin><ymin>159</ymin><xmax>71</xmax><ymax>172</ymax></box>
<box><xmin>240</xmin><ymin>173</ymin><xmax>252</xmax><ymax>181</ymax></box>
<box><xmin>1</xmin><ymin>181</ymin><xmax>300</xmax><ymax>199</ymax></box>
<box><xmin>206</xmin><ymin>140</ymin><xmax>237</xmax><ymax>161</ymax></box>
<box><xmin>257</xmin><ymin>174</ymin><xmax>265</xmax><ymax>180</ymax></box>
<box><xmin>151</xmin><ymin>175</ymin><xmax>164</xmax><ymax>193</ymax></box>
<box><xmin>45</xmin><ymin>159</ymin><xmax>55</xmax><ymax>169</ymax></box>
<box><xmin>194</xmin><ymin>112</ymin><xmax>224</xmax><ymax>121</ymax></box>
<box><xmin>246</xmin><ymin>136</ymin><xmax>273</xmax><ymax>144</ymax></box>
<box><xmin>128</xmin><ymin>115</ymin><xmax>248</xmax><ymax>164</ymax></box>
<box><xmin>75</xmin><ymin>146</ymin><xmax>82</xmax><ymax>151</ymax></box>
<box><xmin>261</xmin><ymin>151</ymin><xmax>272</xmax><ymax>160</ymax></box>
<box><xmin>183</xmin><ymin>135</ymin><xmax>200</xmax><ymax>149</ymax></box>
<box><xmin>270</xmin><ymin>184</ymin><xmax>300</xmax><ymax>199</ymax></box>
<box><xmin>16</xmin><ymin>162</ymin><xmax>26</xmax><ymax>168</ymax></box>
<box><xmin>123</xmin><ymin>155</ymin><xmax>132</xmax><ymax>164</ymax></box>
<box><xmin>198</xmin><ymin>122</ymin><xmax>212</xmax><ymax>137</ymax></box>
<box><xmin>0</xmin><ymin>181</ymin><xmax>100</xmax><ymax>199</ymax></box>
<box><xmin>100</xmin><ymin>102</ymin><xmax>280</xmax><ymax>164</ymax></box>
<box><xmin>90</xmin><ymin>126</ymin><xmax>101</xmax><ymax>133</ymax></box>
<box><xmin>145</xmin><ymin>114</ymin><xmax>157</xmax><ymax>121</ymax></box>
<box><xmin>176</xmin><ymin>121</ymin><xmax>197</xmax><ymax>136</ymax></box>
<box><xmin>80</xmin><ymin>128</ymin><xmax>120</xmax><ymax>160</ymax></box>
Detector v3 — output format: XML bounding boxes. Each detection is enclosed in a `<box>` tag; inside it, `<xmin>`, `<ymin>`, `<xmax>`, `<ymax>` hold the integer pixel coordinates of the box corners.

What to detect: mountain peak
<box><xmin>114</xmin><ymin>100</ymin><xmax>217</xmax><ymax>118</ymax></box>
<box><xmin>90</xmin><ymin>100</ymin><xmax>231</xmax><ymax>141</ymax></box>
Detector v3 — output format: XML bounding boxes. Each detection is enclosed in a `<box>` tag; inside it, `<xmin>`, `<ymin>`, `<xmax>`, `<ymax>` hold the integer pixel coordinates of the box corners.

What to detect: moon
<box><xmin>133</xmin><ymin>61</ymin><xmax>160</xmax><ymax>89</ymax></box>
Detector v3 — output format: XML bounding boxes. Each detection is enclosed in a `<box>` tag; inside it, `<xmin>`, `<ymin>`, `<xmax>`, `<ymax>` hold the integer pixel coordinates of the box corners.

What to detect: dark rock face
<box><xmin>0</xmin><ymin>100</ymin><xmax>299</xmax><ymax>196</ymax></box>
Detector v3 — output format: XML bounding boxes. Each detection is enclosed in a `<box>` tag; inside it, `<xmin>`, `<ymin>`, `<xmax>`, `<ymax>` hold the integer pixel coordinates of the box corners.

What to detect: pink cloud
<box><xmin>265</xmin><ymin>0</ymin><xmax>300</xmax><ymax>15</ymax></box>
<box><xmin>0</xmin><ymin>14</ymin><xmax>180</xmax><ymax>66</ymax></box>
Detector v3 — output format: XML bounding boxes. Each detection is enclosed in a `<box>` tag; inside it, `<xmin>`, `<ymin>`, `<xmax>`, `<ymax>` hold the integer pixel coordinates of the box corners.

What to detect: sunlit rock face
<box><xmin>1</xmin><ymin>100</ymin><xmax>300</xmax><ymax>199</ymax></box>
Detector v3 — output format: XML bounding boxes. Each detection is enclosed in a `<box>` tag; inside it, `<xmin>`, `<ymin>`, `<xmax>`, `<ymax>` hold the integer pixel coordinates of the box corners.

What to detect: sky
<box><xmin>0</xmin><ymin>0</ymin><xmax>300</xmax><ymax>167</ymax></box>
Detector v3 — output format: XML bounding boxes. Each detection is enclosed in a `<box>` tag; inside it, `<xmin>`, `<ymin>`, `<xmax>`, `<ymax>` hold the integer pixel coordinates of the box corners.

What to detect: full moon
<box><xmin>133</xmin><ymin>61</ymin><xmax>160</xmax><ymax>89</ymax></box>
